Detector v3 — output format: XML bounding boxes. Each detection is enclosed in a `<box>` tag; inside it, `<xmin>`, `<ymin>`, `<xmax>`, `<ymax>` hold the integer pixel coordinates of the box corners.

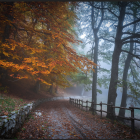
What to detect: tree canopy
<box><xmin>0</xmin><ymin>2</ymin><xmax>97</xmax><ymax>88</ymax></box>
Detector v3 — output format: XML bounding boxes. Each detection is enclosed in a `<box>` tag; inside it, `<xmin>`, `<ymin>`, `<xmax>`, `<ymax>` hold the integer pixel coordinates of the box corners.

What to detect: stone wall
<box><xmin>0</xmin><ymin>96</ymin><xmax>69</xmax><ymax>138</ymax></box>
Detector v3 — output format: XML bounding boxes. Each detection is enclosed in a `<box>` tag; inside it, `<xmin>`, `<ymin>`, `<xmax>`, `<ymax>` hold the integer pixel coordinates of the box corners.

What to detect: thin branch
<box><xmin>125</xmin><ymin>12</ymin><xmax>133</xmax><ymax>16</ymax></box>
<box><xmin>99</xmin><ymin>37</ymin><xmax>114</xmax><ymax>43</ymax></box>
<box><xmin>122</xmin><ymin>32</ymin><xmax>140</xmax><ymax>35</ymax></box>
<box><xmin>88</xmin><ymin>2</ymin><xmax>118</xmax><ymax>18</ymax></box>
<box><xmin>103</xmin><ymin>18</ymin><xmax>117</xmax><ymax>22</ymax></box>
<box><xmin>123</xmin><ymin>18</ymin><xmax>140</xmax><ymax>28</ymax></box>
<box><xmin>121</xmin><ymin>49</ymin><xmax>140</xmax><ymax>59</ymax></box>
<box><xmin>132</xmin><ymin>58</ymin><xmax>140</xmax><ymax>68</ymax></box>
<box><xmin>8</xmin><ymin>79</ymin><xmax>21</xmax><ymax>82</ymax></box>
<box><xmin>97</xmin><ymin>2</ymin><xmax>104</xmax><ymax>30</ymax></box>
<box><xmin>122</xmin><ymin>40</ymin><xmax>140</xmax><ymax>45</ymax></box>
<box><xmin>129</xmin><ymin>65</ymin><xmax>136</xmax><ymax>84</ymax></box>
<box><xmin>121</xmin><ymin>34</ymin><xmax>140</xmax><ymax>42</ymax></box>
<box><xmin>133</xmin><ymin>2</ymin><xmax>140</xmax><ymax>7</ymax></box>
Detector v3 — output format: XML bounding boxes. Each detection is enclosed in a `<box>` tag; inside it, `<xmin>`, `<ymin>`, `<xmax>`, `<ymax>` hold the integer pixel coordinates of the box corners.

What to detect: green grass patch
<box><xmin>0</xmin><ymin>93</ymin><xmax>30</xmax><ymax>117</ymax></box>
<box><xmin>0</xmin><ymin>86</ymin><xmax>9</xmax><ymax>93</ymax></box>
<box><xmin>22</xmin><ymin>127</ymin><xmax>26</xmax><ymax>131</ymax></box>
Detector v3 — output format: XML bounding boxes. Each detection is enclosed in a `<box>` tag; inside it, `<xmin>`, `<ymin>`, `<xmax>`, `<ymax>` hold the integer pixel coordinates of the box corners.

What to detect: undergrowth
<box><xmin>0</xmin><ymin>93</ymin><xmax>30</xmax><ymax>117</ymax></box>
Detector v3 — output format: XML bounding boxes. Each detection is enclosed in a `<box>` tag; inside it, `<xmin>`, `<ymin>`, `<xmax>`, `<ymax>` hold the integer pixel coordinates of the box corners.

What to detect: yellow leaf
<box><xmin>3</xmin><ymin>51</ymin><xmax>9</xmax><ymax>57</ymax></box>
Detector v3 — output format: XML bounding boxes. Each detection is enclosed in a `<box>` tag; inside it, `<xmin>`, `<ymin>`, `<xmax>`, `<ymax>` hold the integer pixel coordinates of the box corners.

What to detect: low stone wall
<box><xmin>0</xmin><ymin>96</ymin><xmax>69</xmax><ymax>138</ymax></box>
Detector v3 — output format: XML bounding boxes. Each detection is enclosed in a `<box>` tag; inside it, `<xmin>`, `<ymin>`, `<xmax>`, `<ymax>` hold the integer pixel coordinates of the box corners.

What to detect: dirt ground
<box><xmin>15</xmin><ymin>99</ymin><xmax>140</xmax><ymax>139</ymax></box>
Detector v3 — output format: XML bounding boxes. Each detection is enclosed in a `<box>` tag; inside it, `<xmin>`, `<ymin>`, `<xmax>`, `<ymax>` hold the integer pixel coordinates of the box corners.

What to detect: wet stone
<box><xmin>0</xmin><ymin>116</ymin><xmax>8</xmax><ymax>119</ymax></box>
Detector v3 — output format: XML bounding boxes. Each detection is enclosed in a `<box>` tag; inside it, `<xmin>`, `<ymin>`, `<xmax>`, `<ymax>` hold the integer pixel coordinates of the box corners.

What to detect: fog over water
<box><xmin>66</xmin><ymin>85</ymin><xmax>140</xmax><ymax>119</ymax></box>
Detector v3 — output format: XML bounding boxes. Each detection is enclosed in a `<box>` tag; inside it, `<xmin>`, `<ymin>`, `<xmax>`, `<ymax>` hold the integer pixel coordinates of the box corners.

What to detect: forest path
<box><xmin>15</xmin><ymin>100</ymin><xmax>139</xmax><ymax>139</ymax></box>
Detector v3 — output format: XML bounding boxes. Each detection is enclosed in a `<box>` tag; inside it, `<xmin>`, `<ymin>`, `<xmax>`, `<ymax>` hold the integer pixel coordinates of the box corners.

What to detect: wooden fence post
<box><xmin>87</xmin><ymin>100</ymin><xmax>88</xmax><ymax>111</ymax></box>
<box><xmin>111</xmin><ymin>102</ymin><xmax>114</xmax><ymax>123</ymax></box>
<box><xmin>92</xmin><ymin>100</ymin><xmax>94</xmax><ymax>115</ymax></box>
<box><xmin>79</xmin><ymin>99</ymin><xmax>80</xmax><ymax>109</ymax></box>
<box><xmin>130</xmin><ymin>107</ymin><xmax>135</xmax><ymax>134</ymax></box>
<box><xmin>100</xmin><ymin>101</ymin><xmax>102</xmax><ymax>119</ymax></box>
<box><xmin>74</xmin><ymin>99</ymin><xmax>76</xmax><ymax>107</ymax></box>
<box><xmin>77</xmin><ymin>99</ymin><xmax>78</xmax><ymax>108</ymax></box>
<box><xmin>86</xmin><ymin>100</ymin><xmax>87</xmax><ymax>112</ymax></box>
<box><xmin>69</xmin><ymin>98</ymin><xmax>71</xmax><ymax>104</ymax></box>
<box><xmin>82</xmin><ymin>99</ymin><xmax>83</xmax><ymax>110</ymax></box>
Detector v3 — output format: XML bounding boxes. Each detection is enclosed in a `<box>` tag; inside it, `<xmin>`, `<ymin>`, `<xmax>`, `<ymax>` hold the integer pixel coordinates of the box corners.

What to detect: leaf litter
<box><xmin>15</xmin><ymin>100</ymin><xmax>140</xmax><ymax>139</ymax></box>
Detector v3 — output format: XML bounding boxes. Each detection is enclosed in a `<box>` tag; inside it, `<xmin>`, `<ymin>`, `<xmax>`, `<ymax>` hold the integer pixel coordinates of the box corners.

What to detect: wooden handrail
<box><xmin>112</xmin><ymin>106</ymin><xmax>131</xmax><ymax>110</ymax></box>
<box><xmin>69</xmin><ymin>97</ymin><xmax>140</xmax><ymax>134</ymax></box>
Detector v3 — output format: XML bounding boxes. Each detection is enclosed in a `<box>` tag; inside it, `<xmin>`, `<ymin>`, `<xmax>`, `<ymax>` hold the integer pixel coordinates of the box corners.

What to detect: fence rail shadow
<box><xmin>69</xmin><ymin>97</ymin><xmax>140</xmax><ymax>134</ymax></box>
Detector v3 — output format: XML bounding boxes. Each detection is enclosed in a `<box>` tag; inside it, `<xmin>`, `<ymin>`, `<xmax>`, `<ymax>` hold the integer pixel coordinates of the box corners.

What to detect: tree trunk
<box><xmin>55</xmin><ymin>85</ymin><xmax>58</xmax><ymax>94</ymax></box>
<box><xmin>0</xmin><ymin>2</ymin><xmax>14</xmax><ymax>82</ymax></box>
<box><xmin>2</xmin><ymin>2</ymin><xmax>14</xmax><ymax>43</ymax></box>
<box><xmin>119</xmin><ymin>14</ymin><xmax>136</xmax><ymax>118</ymax></box>
<box><xmin>91</xmin><ymin>2</ymin><xmax>104</xmax><ymax>114</ymax></box>
<box><xmin>35</xmin><ymin>80</ymin><xmax>40</xmax><ymax>93</ymax></box>
<box><xmin>107</xmin><ymin>2</ymin><xmax>127</xmax><ymax>119</ymax></box>
<box><xmin>49</xmin><ymin>83</ymin><xmax>53</xmax><ymax>94</ymax></box>
<box><xmin>92</xmin><ymin>33</ymin><xmax>98</xmax><ymax>114</ymax></box>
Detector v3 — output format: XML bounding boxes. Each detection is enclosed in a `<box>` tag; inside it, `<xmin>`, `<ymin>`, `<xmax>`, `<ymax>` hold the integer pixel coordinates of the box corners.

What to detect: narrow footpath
<box><xmin>15</xmin><ymin>99</ymin><xmax>140</xmax><ymax>139</ymax></box>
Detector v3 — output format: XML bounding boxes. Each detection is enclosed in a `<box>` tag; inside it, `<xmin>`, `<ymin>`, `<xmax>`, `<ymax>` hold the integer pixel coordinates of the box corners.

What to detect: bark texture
<box><xmin>107</xmin><ymin>2</ymin><xmax>127</xmax><ymax>118</ymax></box>
<box><xmin>35</xmin><ymin>80</ymin><xmax>40</xmax><ymax>93</ymax></box>
<box><xmin>0</xmin><ymin>2</ymin><xmax>14</xmax><ymax>82</ymax></box>
<box><xmin>119</xmin><ymin>14</ymin><xmax>136</xmax><ymax>118</ymax></box>
<box><xmin>91</xmin><ymin>2</ymin><xmax>104</xmax><ymax>114</ymax></box>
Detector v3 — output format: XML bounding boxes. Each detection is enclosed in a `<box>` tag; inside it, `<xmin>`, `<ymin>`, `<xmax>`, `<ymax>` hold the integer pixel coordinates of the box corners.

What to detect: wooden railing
<box><xmin>69</xmin><ymin>98</ymin><xmax>140</xmax><ymax>134</ymax></box>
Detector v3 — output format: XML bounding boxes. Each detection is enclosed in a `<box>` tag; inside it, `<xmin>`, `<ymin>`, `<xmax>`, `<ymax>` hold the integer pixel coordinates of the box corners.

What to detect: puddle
<box><xmin>35</xmin><ymin>112</ymin><xmax>42</xmax><ymax>116</ymax></box>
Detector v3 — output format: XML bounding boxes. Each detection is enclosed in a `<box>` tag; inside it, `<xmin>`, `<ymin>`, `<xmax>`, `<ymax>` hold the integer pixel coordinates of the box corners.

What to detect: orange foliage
<box><xmin>0</xmin><ymin>2</ymin><xmax>97</xmax><ymax>88</ymax></box>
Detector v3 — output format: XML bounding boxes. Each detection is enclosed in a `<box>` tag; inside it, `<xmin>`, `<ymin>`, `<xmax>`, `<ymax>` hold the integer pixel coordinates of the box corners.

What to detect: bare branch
<box><xmin>133</xmin><ymin>2</ymin><xmax>140</xmax><ymax>7</ymax></box>
<box><xmin>121</xmin><ymin>49</ymin><xmax>140</xmax><ymax>59</ymax></box>
<box><xmin>8</xmin><ymin>79</ymin><xmax>22</xmax><ymax>82</ymax></box>
<box><xmin>122</xmin><ymin>40</ymin><xmax>140</xmax><ymax>45</ymax></box>
<box><xmin>103</xmin><ymin>18</ymin><xmax>117</xmax><ymax>22</ymax></box>
<box><xmin>121</xmin><ymin>34</ymin><xmax>140</xmax><ymax>42</ymax></box>
<box><xmin>88</xmin><ymin>2</ymin><xmax>118</xmax><ymax>18</ymax></box>
<box><xmin>122</xmin><ymin>32</ymin><xmax>140</xmax><ymax>35</ymax></box>
<box><xmin>123</xmin><ymin>18</ymin><xmax>140</xmax><ymax>28</ymax></box>
<box><xmin>97</xmin><ymin>2</ymin><xmax>104</xmax><ymax>30</ymax></box>
<box><xmin>132</xmin><ymin>58</ymin><xmax>140</xmax><ymax>68</ymax></box>
<box><xmin>129</xmin><ymin>65</ymin><xmax>137</xmax><ymax>85</ymax></box>
<box><xmin>99</xmin><ymin>37</ymin><xmax>114</xmax><ymax>43</ymax></box>
<box><xmin>125</xmin><ymin>12</ymin><xmax>133</xmax><ymax>16</ymax></box>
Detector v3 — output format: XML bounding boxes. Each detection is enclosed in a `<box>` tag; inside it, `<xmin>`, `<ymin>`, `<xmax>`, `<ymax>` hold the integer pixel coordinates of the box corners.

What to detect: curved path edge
<box><xmin>0</xmin><ymin>96</ymin><xmax>71</xmax><ymax>138</ymax></box>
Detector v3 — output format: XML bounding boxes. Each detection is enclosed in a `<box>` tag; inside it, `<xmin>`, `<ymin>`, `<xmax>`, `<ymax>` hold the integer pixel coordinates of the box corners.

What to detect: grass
<box><xmin>0</xmin><ymin>85</ymin><xmax>9</xmax><ymax>94</ymax></box>
<box><xmin>22</xmin><ymin>128</ymin><xmax>26</xmax><ymax>131</ymax></box>
<box><xmin>28</xmin><ymin>114</ymin><xmax>34</xmax><ymax>120</ymax></box>
<box><xmin>0</xmin><ymin>93</ymin><xmax>30</xmax><ymax>117</ymax></box>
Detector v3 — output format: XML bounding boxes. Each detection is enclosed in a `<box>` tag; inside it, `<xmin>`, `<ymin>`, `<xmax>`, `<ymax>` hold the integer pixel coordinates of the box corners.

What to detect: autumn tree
<box><xmin>0</xmin><ymin>2</ymin><xmax>97</xmax><ymax>93</ymax></box>
<box><xmin>0</xmin><ymin>2</ymin><xmax>14</xmax><ymax>82</ymax></box>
